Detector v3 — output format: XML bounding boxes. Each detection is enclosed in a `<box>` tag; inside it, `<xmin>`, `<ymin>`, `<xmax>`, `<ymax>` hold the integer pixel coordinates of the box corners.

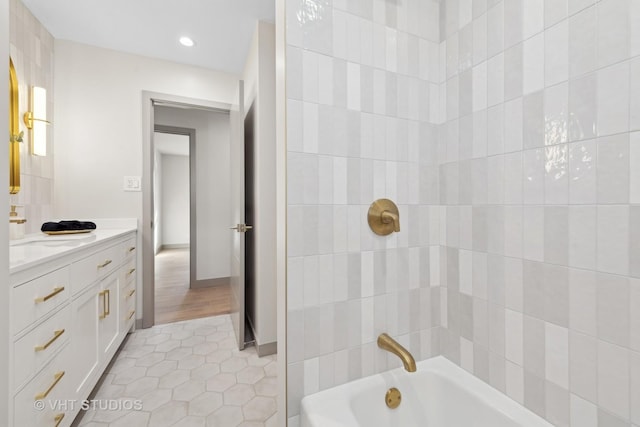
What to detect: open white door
<box><xmin>229</xmin><ymin>80</ymin><xmax>247</xmax><ymax>350</ymax></box>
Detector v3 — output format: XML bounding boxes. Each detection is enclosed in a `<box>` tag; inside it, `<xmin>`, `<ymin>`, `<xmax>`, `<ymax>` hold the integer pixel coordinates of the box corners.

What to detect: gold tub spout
<box><xmin>377</xmin><ymin>333</ymin><xmax>416</xmax><ymax>372</ymax></box>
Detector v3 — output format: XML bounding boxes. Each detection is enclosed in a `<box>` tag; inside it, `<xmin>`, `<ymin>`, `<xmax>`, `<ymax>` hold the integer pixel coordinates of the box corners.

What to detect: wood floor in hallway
<box><xmin>155</xmin><ymin>248</ymin><xmax>231</xmax><ymax>325</ymax></box>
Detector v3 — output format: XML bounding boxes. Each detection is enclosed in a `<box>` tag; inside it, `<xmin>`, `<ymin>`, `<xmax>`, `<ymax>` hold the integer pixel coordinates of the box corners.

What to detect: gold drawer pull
<box><xmin>35</xmin><ymin>286</ymin><xmax>65</xmax><ymax>303</ymax></box>
<box><xmin>127</xmin><ymin>289</ymin><xmax>135</xmax><ymax>298</ymax></box>
<box><xmin>54</xmin><ymin>413</ymin><xmax>65</xmax><ymax>427</ymax></box>
<box><xmin>35</xmin><ymin>329</ymin><xmax>65</xmax><ymax>352</ymax></box>
<box><xmin>128</xmin><ymin>310</ymin><xmax>135</xmax><ymax>320</ymax></box>
<box><xmin>98</xmin><ymin>289</ymin><xmax>111</xmax><ymax>318</ymax></box>
<box><xmin>127</xmin><ymin>268</ymin><xmax>136</xmax><ymax>276</ymax></box>
<box><xmin>97</xmin><ymin>259</ymin><xmax>112</xmax><ymax>269</ymax></box>
<box><xmin>35</xmin><ymin>371</ymin><xmax>65</xmax><ymax>400</ymax></box>
<box><xmin>128</xmin><ymin>246</ymin><xmax>136</xmax><ymax>252</ymax></box>
<box><xmin>99</xmin><ymin>290</ymin><xmax>107</xmax><ymax>319</ymax></box>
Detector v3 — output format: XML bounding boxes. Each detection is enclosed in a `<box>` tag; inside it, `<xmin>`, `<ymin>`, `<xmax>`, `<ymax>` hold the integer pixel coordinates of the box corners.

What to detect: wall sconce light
<box><xmin>23</xmin><ymin>86</ymin><xmax>49</xmax><ymax>156</ymax></box>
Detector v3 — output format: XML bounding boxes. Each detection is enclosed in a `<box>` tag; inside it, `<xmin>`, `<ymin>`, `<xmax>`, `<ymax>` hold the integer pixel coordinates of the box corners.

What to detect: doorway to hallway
<box><xmin>154</xmin><ymin>247</ymin><xmax>231</xmax><ymax>324</ymax></box>
<box><xmin>152</xmin><ymin>116</ymin><xmax>233</xmax><ymax>325</ymax></box>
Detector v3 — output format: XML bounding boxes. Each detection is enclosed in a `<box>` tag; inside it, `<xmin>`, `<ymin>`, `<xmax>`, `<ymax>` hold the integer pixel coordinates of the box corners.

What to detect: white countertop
<box><xmin>10</xmin><ymin>223</ymin><xmax>137</xmax><ymax>274</ymax></box>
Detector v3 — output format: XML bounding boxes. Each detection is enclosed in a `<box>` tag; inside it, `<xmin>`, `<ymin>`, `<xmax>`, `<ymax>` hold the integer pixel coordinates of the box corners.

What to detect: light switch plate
<box><xmin>123</xmin><ymin>176</ymin><xmax>141</xmax><ymax>192</ymax></box>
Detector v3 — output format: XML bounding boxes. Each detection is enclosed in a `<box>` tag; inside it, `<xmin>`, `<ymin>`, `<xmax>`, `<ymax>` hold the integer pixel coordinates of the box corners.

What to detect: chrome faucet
<box><xmin>377</xmin><ymin>333</ymin><xmax>416</xmax><ymax>372</ymax></box>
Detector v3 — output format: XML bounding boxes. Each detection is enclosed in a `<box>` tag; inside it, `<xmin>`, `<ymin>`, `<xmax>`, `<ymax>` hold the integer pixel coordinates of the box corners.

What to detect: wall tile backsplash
<box><xmin>439</xmin><ymin>0</ymin><xmax>640</xmax><ymax>426</ymax></box>
<box><xmin>286</xmin><ymin>0</ymin><xmax>442</xmax><ymax>423</ymax></box>
<box><xmin>9</xmin><ymin>0</ymin><xmax>54</xmax><ymax>234</ymax></box>
<box><xmin>288</xmin><ymin>0</ymin><xmax>640</xmax><ymax>426</ymax></box>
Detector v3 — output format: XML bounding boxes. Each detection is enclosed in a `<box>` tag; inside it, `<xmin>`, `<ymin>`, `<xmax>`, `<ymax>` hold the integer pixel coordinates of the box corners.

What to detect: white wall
<box><xmin>160</xmin><ymin>153</ymin><xmax>189</xmax><ymax>246</ymax></box>
<box><xmin>53</xmin><ymin>40</ymin><xmax>239</xmax><ymax>316</ymax></box>
<box><xmin>154</xmin><ymin>106</ymin><xmax>231</xmax><ymax>281</ymax></box>
<box><xmin>53</xmin><ymin>40</ymin><xmax>237</xmax><ymax>219</ymax></box>
<box><xmin>243</xmin><ymin>21</ymin><xmax>277</xmax><ymax>346</ymax></box>
<box><xmin>154</xmin><ymin>132</ymin><xmax>190</xmax><ymax>251</ymax></box>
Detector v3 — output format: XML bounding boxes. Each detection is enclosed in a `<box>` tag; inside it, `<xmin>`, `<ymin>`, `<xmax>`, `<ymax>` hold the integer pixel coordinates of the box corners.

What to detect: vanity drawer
<box><xmin>122</xmin><ymin>237</ymin><xmax>136</xmax><ymax>259</ymax></box>
<box><xmin>13</xmin><ymin>267</ymin><xmax>70</xmax><ymax>334</ymax></box>
<box><xmin>123</xmin><ymin>297</ymin><xmax>136</xmax><ymax>330</ymax></box>
<box><xmin>70</xmin><ymin>243</ymin><xmax>123</xmax><ymax>294</ymax></box>
<box><xmin>14</xmin><ymin>343</ymin><xmax>72</xmax><ymax>427</ymax></box>
<box><xmin>14</xmin><ymin>305</ymin><xmax>71</xmax><ymax>390</ymax></box>
<box><xmin>121</xmin><ymin>275</ymin><xmax>136</xmax><ymax>331</ymax></box>
<box><xmin>121</xmin><ymin>258</ymin><xmax>136</xmax><ymax>288</ymax></box>
<box><xmin>121</xmin><ymin>278</ymin><xmax>136</xmax><ymax>303</ymax></box>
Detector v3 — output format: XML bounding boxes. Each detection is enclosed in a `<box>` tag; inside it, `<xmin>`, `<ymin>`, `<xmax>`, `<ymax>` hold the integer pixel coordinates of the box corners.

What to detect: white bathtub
<box><xmin>300</xmin><ymin>356</ymin><xmax>553</xmax><ymax>427</ymax></box>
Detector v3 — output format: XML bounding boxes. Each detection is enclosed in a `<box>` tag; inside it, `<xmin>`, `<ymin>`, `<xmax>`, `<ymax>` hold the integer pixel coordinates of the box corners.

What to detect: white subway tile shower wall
<box><xmin>286</xmin><ymin>0</ymin><xmax>443</xmax><ymax>423</ymax></box>
<box><xmin>438</xmin><ymin>0</ymin><xmax>640</xmax><ymax>426</ymax></box>
<box><xmin>287</xmin><ymin>0</ymin><xmax>640</xmax><ymax>426</ymax></box>
<box><xmin>9</xmin><ymin>0</ymin><xmax>54</xmax><ymax>233</ymax></box>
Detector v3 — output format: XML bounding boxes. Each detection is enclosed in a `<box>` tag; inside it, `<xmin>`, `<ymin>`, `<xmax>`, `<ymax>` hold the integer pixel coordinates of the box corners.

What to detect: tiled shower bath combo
<box><xmin>286</xmin><ymin>0</ymin><xmax>640</xmax><ymax>426</ymax></box>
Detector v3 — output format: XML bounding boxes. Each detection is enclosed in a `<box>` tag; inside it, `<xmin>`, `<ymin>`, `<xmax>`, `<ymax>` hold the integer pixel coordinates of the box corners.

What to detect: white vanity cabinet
<box><xmin>70</xmin><ymin>267</ymin><xmax>121</xmax><ymax>400</ymax></box>
<box><xmin>70</xmin><ymin>284</ymin><xmax>100</xmax><ymax>400</ymax></box>
<box><xmin>98</xmin><ymin>271</ymin><xmax>120</xmax><ymax>362</ymax></box>
<box><xmin>9</xmin><ymin>228</ymin><xmax>137</xmax><ymax>427</ymax></box>
<box><xmin>120</xmin><ymin>247</ymin><xmax>137</xmax><ymax>334</ymax></box>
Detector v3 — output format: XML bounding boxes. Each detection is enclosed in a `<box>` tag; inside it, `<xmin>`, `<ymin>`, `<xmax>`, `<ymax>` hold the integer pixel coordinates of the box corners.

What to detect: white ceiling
<box><xmin>20</xmin><ymin>0</ymin><xmax>275</xmax><ymax>73</ymax></box>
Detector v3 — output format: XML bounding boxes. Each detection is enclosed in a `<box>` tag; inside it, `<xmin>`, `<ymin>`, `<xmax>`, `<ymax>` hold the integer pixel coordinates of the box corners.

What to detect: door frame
<box><xmin>141</xmin><ymin>91</ymin><xmax>230</xmax><ymax>328</ymax></box>
<box><xmin>153</xmin><ymin>124</ymin><xmax>200</xmax><ymax>288</ymax></box>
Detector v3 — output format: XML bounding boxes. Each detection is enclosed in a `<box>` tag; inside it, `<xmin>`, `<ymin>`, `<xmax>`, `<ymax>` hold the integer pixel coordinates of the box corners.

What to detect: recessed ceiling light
<box><xmin>179</xmin><ymin>36</ymin><xmax>195</xmax><ymax>47</ymax></box>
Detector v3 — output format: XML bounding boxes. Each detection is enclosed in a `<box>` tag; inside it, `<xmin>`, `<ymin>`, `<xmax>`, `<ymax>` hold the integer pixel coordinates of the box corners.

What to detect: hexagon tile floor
<box><xmin>76</xmin><ymin>314</ymin><xmax>277</xmax><ymax>427</ymax></box>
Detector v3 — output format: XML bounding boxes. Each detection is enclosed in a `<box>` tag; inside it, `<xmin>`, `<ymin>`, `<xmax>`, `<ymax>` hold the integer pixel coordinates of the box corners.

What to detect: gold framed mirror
<box><xmin>9</xmin><ymin>57</ymin><xmax>21</xmax><ymax>194</ymax></box>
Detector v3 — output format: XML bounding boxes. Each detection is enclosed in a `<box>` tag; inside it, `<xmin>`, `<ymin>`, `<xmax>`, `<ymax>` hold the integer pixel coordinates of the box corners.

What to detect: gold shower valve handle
<box><xmin>368</xmin><ymin>199</ymin><xmax>401</xmax><ymax>236</ymax></box>
<box><xmin>381</xmin><ymin>210</ymin><xmax>400</xmax><ymax>232</ymax></box>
